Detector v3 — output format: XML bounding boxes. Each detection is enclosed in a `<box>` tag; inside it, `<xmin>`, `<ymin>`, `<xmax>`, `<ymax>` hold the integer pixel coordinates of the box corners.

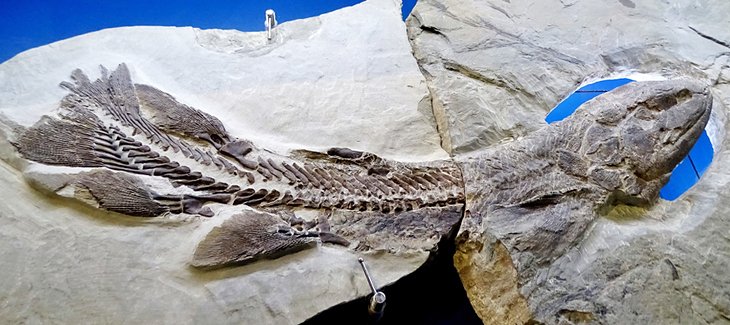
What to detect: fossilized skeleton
<box><xmin>9</xmin><ymin>64</ymin><xmax>711</xmax><ymax>276</ymax></box>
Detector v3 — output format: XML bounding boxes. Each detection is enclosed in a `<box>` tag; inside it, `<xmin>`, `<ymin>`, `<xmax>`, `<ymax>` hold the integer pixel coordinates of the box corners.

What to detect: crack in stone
<box><xmin>406</xmin><ymin>11</ymin><xmax>453</xmax><ymax>154</ymax></box>
<box><xmin>689</xmin><ymin>26</ymin><xmax>730</xmax><ymax>50</ymax></box>
<box><xmin>419</xmin><ymin>24</ymin><xmax>444</xmax><ymax>37</ymax></box>
<box><xmin>442</xmin><ymin>60</ymin><xmax>538</xmax><ymax>102</ymax></box>
<box><xmin>423</xmin><ymin>84</ymin><xmax>453</xmax><ymax>155</ymax></box>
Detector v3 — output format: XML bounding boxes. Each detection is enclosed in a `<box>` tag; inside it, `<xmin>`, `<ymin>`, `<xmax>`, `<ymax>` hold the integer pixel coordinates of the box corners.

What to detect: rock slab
<box><xmin>0</xmin><ymin>0</ymin><xmax>449</xmax><ymax>324</ymax></box>
<box><xmin>407</xmin><ymin>0</ymin><xmax>730</xmax><ymax>323</ymax></box>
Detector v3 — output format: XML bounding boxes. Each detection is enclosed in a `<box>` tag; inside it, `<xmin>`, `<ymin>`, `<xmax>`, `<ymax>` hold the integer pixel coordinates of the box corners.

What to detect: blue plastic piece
<box><xmin>402</xmin><ymin>0</ymin><xmax>417</xmax><ymax>20</ymax></box>
<box><xmin>688</xmin><ymin>131</ymin><xmax>714</xmax><ymax>177</ymax></box>
<box><xmin>659</xmin><ymin>157</ymin><xmax>699</xmax><ymax>201</ymax></box>
<box><xmin>545</xmin><ymin>92</ymin><xmax>604</xmax><ymax>123</ymax></box>
<box><xmin>575</xmin><ymin>78</ymin><xmax>634</xmax><ymax>92</ymax></box>
<box><xmin>545</xmin><ymin>78</ymin><xmax>714</xmax><ymax>201</ymax></box>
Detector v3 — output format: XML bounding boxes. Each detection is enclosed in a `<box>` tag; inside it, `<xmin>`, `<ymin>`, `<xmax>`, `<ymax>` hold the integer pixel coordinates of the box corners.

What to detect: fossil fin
<box><xmin>192</xmin><ymin>211</ymin><xmax>319</xmax><ymax>269</ymax></box>
<box><xmin>135</xmin><ymin>83</ymin><xmax>231</xmax><ymax>148</ymax></box>
<box><xmin>74</xmin><ymin>169</ymin><xmax>169</xmax><ymax>217</ymax></box>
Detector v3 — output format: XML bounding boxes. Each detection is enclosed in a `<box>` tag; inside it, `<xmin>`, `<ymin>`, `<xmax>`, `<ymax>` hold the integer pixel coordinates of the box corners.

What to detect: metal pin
<box><xmin>265</xmin><ymin>9</ymin><xmax>277</xmax><ymax>41</ymax></box>
<box><xmin>358</xmin><ymin>257</ymin><xmax>386</xmax><ymax>318</ymax></box>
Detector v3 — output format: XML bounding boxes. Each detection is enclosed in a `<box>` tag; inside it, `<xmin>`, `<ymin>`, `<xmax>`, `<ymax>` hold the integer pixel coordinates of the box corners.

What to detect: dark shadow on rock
<box><xmin>618</xmin><ymin>0</ymin><xmax>636</xmax><ymax>8</ymax></box>
<box><xmin>301</xmin><ymin>217</ymin><xmax>482</xmax><ymax>325</ymax></box>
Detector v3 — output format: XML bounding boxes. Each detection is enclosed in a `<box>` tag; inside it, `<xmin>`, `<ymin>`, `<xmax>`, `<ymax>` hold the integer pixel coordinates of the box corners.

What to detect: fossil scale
<box><xmin>10</xmin><ymin>63</ymin><xmax>712</xmax><ymax>274</ymax></box>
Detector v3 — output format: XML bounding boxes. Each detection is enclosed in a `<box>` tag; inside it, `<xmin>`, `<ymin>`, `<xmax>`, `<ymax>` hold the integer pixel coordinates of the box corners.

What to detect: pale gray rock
<box><xmin>407</xmin><ymin>0</ymin><xmax>730</xmax><ymax>154</ymax></box>
<box><xmin>1</xmin><ymin>0</ymin><xmax>445</xmax><ymax>162</ymax></box>
<box><xmin>8</xmin><ymin>66</ymin><xmax>710</xmax><ymax>325</ymax></box>
<box><xmin>454</xmin><ymin>80</ymin><xmax>719</xmax><ymax>324</ymax></box>
<box><xmin>1</xmin><ymin>0</ymin><xmax>729</xmax><ymax>324</ymax></box>
<box><xmin>0</xmin><ymin>0</ymin><xmax>447</xmax><ymax>324</ymax></box>
<box><xmin>407</xmin><ymin>0</ymin><xmax>730</xmax><ymax>323</ymax></box>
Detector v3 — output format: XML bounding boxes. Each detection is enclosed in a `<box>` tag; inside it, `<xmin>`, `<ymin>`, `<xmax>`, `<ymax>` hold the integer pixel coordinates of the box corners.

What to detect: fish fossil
<box><xmin>9</xmin><ymin>63</ymin><xmax>711</xmax><ymax>274</ymax></box>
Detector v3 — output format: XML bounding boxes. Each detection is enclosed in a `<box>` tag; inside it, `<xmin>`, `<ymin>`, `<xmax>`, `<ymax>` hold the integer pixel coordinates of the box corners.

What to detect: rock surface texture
<box><xmin>4</xmin><ymin>62</ymin><xmax>713</xmax><ymax>325</ymax></box>
<box><xmin>1</xmin><ymin>1</ymin><xmax>729</xmax><ymax>325</ymax></box>
<box><xmin>407</xmin><ymin>0</ymin><xmax>730</xmax><ymax>155</ymax></box>
<box><xmin>0</xmin><ymin>1</ymin><xmax>450</xmax><ymax>324</ymax></box>
<box><xmin>407</xmin><ymin>0</ymin><xmax>730</xmax><ymax>323</ymax></box>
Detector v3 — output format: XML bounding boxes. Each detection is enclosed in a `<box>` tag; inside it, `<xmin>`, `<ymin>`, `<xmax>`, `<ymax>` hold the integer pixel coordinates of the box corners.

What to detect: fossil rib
<box><xmin>10</xmin><ymin>63</ymin><xmax>712</xmax><ymax>275</ymax></box>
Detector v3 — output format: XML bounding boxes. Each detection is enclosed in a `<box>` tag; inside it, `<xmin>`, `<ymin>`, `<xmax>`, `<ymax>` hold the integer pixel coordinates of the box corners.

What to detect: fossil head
<box><xmin>567</xmin><ymin>80</ymin><xmax>712</xmax><ymax>205</ymax></box>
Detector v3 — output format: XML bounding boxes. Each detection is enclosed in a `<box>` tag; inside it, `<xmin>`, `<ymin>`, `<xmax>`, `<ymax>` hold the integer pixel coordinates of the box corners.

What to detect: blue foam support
<box><xmin>658</xmin><ymin>131</ymin><xmax>713</xmax><ymax>201</ymax></box>
<box><xmin>402</xmin><ymin>0</ymin><xmax>418</xmax><ymax>20</ymax></box>
<box><xmin>576</xmin><ymin>78</ymin><xmax>634</xmax><ymax>92</ymax></box>
<box><xmin>660</xmin><ymin>157</ymin><xmax>700</xmax><ymax>201</ymax></box>
<box><xmin>688</xmin><ymin>131</ymin><xmax>714</xmax><ymax>177</ymax></box>
<box><xmin>545</xmin><ymin>92</ymin><xmax>604</xmax><ymax>123</ymax></box>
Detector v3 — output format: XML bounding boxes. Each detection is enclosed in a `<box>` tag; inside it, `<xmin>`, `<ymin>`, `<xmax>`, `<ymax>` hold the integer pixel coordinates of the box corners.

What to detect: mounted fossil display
<box><xmin>8</xmin><ymin>63</ymin><xmax>712</xmax><ymax>322</ymax></box>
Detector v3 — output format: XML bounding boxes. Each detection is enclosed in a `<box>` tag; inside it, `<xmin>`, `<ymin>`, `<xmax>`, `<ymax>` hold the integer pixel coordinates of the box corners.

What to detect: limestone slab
<box><xmin>0</xmin><ymin>0</ymin><xmax>447</xmax><ymax>324</ymax></box>
<box><xmin>406</xmin><ymin>0</ymin><xmax>730</xmax><ymax>323</ymax></box>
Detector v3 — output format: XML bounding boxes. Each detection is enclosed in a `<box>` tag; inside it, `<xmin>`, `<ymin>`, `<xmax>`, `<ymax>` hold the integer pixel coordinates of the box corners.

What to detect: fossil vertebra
<box><xmin>10</xmin><ymin>64</ymin><xmax>711</xmax><ymax>275</ymax></box>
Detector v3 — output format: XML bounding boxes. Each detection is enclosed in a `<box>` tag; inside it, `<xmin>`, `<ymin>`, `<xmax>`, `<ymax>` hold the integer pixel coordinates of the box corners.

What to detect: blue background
<box><xmin>0</xmin><ymin>0</ymin><xmax>418</xmax><ymax>63</ymax></box>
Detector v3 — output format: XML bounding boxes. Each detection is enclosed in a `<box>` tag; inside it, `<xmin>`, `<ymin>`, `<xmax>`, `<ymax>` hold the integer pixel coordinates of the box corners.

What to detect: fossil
<box><xmin>10</xmin><ymin>63</ymin><xmax>711</xmax><ymax>273</ymax></box>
